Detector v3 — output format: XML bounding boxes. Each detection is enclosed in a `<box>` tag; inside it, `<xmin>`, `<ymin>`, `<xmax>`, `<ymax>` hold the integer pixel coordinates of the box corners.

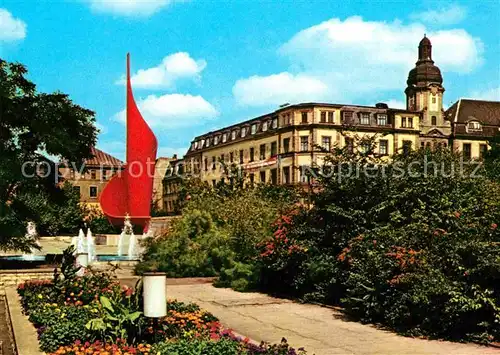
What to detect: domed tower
<box><xmin>405</xmin><ymin>35</ymin><xmax>450</xmax><ymax>139</ymax></box>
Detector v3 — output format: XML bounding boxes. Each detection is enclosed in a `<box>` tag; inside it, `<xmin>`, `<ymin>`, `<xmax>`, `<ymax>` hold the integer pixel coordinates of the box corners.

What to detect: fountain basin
<box><xmin>0</xmin><ymin>254</ymin><xmax>139</xmax><ymax>269</ymax></box>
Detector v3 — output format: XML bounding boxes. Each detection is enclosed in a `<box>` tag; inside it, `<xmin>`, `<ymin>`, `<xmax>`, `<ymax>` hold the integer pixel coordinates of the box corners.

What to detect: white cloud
<box><xmin>88</xmin><ymin>0</ymin><xmax>176</xmax><ymax>17</ymax></box>
<box><xmin>0</xmin><ymin>9</ymin><xmax>27</xmax><ymax>42</ymax></box>
<box><xmin>113</xmin><ymin>93</ymin><xmax>218</xmax><ymax>129</ymax></box>
<box><xmin>269</xmin><ymin>16</ymin><xmax>482</xmax><ymax>104</ymax></box>
<box><xmin>118</xmin><ymin>52</ymin><xmax>206</xmax><ymax>89</ymax></box>
<box><xmin>233</xmin><ymin>72</ymin><xmax>328</xmax><ymax>106</ymax></box>
<box><xmin>410</xmin><ymin>5</ymin><xmax>467</xmax><ymax>26</ymax></box>
<box><xmin>96</xmin><ymin>140</ymin><xmax>126</xmax><ymax>161</ymax></box>
<box><xmin>467</xmin><ymin>87</ymin><xmax>500</xmax><ymax>101</ymax></box>
<box><xmin>385</xmin><ymin>99</ymin><xmax>406</xmax><ymax>109</ymax></box>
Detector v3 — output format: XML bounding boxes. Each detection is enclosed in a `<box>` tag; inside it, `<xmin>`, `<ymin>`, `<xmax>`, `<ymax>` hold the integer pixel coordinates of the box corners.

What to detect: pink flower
<box><xmin>491</xmin><ymin>223</ymin><xmax>498</xmax><ymax>230</ymax></box>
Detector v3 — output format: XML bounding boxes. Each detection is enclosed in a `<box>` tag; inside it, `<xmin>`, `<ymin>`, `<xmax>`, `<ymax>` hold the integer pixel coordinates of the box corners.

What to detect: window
<box><xmin>300</xmin><ymin>136</ymin><xmax>309</xmax><ymax>152</ymax></box>
<box><xmin>379</xmin><ymin>140</ymin><xmax>388</xmax><ymax>155</ymax></box>
<box><xmin>89</xmin><ymin>186</ymin><xmax>98</xmax><ymax>198</ymax></box>
<box><xmin>90</xmin><ymin>169</ymin><xmax>96</xmax><ymax>180</ymax></box>
<box><xmin>212</xmin><ymin>156</ymin><xmax>216</xmax><ymax>170</ymax></box>
<box><xmin>283</xmin><ymin>166</ymin><xmax>290</xmax><ymax>184</ymax></box>
<box><xmin>360</xmin><ymin>113</ymin><xmax>370</xmax><ymax>125</ymax></box>
<box><xmin>283</xmin><ymin>113</ymin><xmax>291</xmax><ymax>125</ymax></box>
<box><xmin>322</xmin><ymin>136</ymin><xmax>331</xmax><ymax>151</ymax></box>
<box><xmin>463</xmin><ymin>143</ymin><xmax>472</xmax><ymax>159</ymax></box>
<box><xmin>204</xmin><ymin>157</ymin><xmax>208</xmax><ymax>171</ymax></box>
<box><xmin>301</xmin><ymin>112</ymin><xmax>308</xmax><ymax>123</ymax></box>
<box><xmin>402</xmin><ymin>140</ymin><xmax>412</xmax><ymax>155</ymax></box>
<box><xmin>342</xmin><ymin>111</ymin><xmax>353</xmax><ymax>122</ymax></box>
<box><xmin>283</xmin><ymin>138</ymin><xmax>290</xmax><ymax>153</ymax></box>
<box><xmin>230</xmin><ymin>152</ymin><xmax>234</xmax><ymax>163</ymax></box>
<box><xmin>480</xmin><ymin>144</ymin><xmax>488</xmax><ymax>159</ymax></box>
<box><xmin>101</xmin><ymin>169</ymin><xmax>107</xmax><ymax>180</ymax></box>
<box><xmin>239</xmin><ymin>150</ymin><xmax>244</xmax><ymax>164</ymax></box>
<box><xmin>260</xmin><ymin>170</ymin><xmax>266</xmax><ymax>183</ymax></box>
<box><xmin>250</xmin><ymin>147</ymin><xmax>255</xmax><ymax>162</ymax></box>
<box><xmin>345</xmin><ymin>137</ymin><xmax>354</xmax><ymax>153</ymax></box>
<box><xmin>431</xmin><ymin>116</ymin><xmax>437</xmax><ymax>126</ymax></box>
<box><xmin>222</xmin><ymin>133</ymin><xmax>228</xmax><ymax>143</ymax></box>
<box><xmin>320</xmin><ymin>111</ymin><xmax>326</xmax><ymax>123</ymax></box>
<box><xmin>271</xmin><ymin>141</ymin><xmax>277</xmax><ymax>156</ymax></box>
<box><xmin>328</xmin><ymin>111</ymin><xmax>335</xmax><ymax>123</ymax></box>
<box><xmin>402</xmin><ymin>117</ymin><xmax>413</xmax><ymax>128</ymax></box>
<box><xmin>432</xmin><ymin>97</ymin><xmax>436</xmax><ymax>104</ymax></box>
<box><xmin>200</xmin><ymin>139</ymin><xmax>205</xmax><ymax>148</ymax></box>
<box><xmin>377</xmin><ymin>114</ymin><xmax>387</xmax><ymax>126</ymax></box>
<box><xmin>251</xmin><ymin>124</ymin><xmax>257</xmax><ymax>134</ymax></box>
<box><xmin>241</xmin><ymin>127</ymin><xmax>247</xmax><ymax>137</ymax></box>
<box><xmin>231</xmin><ymin>131</ymin><xmax>237</xmax><ymax>140</ymax></box>
<box><xmin>193</xmin><ymin>141</ymin><xmax>198</xmax><ymax>150</ymax></box>
<box><xmin>467</xmin><ymin>121</ymin><xmax>482</xmax><ymax>132</ymax></box>
<box><xmin>73</xmin><ymin>185</ymin><xmax>80</xmax><ymax>196</ymax></box>
<box><xmin>300</xmin><ymin>165</ymin><xmax>310</xmax><ymax>183</ymax></box>
<box><xmin>220</xmin><ymin>154</ymin><xmax>225</xmax><ymax>164</ymax></box>
<box><xmin>259</xmin><ymin>144</ymin><xmax>266</xmax><ymax>160</ymax></box>
<box><xmin>262</xmin><ymin>121</ymin><xmax>268</xmax><ymax>132</ymax></box>
<box><xmin>271</xmin><ymin>169</ymin><xmax>278</xmax><ymax>185</ymax></box>
<box><xmin>206</xmin><ymin>138</ymin><xmax>210</xmax><ymax>148</ymax></box>
<box><xmin>214</xmin><ymin>136</ymin><xmax>219</xmax><ymax>145</ymax></box>
<box><xmin>272</xmin><ymin>118</ymin><xmax>278</xmax><ymax>129</ymax></box>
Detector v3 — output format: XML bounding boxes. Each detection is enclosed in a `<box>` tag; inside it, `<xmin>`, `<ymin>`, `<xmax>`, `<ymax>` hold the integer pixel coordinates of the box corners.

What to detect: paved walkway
<box><xmin>167</xmin><ymin>283</ymin><xmax>498</xmax><ymax>355</ymax></box>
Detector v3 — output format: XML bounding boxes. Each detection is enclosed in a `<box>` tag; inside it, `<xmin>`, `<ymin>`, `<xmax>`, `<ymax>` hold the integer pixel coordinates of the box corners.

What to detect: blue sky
<box><xmin>1</xmin><ymin>0</ymin><xmax>499</xmax><ymax>160</ymax></box>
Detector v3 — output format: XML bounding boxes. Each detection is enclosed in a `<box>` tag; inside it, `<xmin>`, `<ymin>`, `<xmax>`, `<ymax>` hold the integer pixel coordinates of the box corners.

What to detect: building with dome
<box><xmin>162</xmin><ymin>36</ymin><xmax>499</xmax><ymax>212</ymax></box>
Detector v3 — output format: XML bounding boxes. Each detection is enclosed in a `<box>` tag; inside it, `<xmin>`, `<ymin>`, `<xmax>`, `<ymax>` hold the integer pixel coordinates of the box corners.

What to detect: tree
<box><xmin>484</xmin><ymin>133</ymin><xmax>500</xmax><ymax>182</ymax></box>
<box><xmin>0</xmin><ymin>58</ymin><xmax>98</xmax><ymax>251</ymax></box>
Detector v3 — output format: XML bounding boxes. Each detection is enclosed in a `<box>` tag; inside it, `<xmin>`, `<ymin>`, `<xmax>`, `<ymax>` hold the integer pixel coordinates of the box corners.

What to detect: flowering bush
<box><xmin>49</xmin><ymin>339</ymin><xmax>151</xmax><ymax>355</ymax></box>
<box><xmin>260</xmin><ymin>148</ymin><xmax>500</xmax><ymax>343</ymax></box>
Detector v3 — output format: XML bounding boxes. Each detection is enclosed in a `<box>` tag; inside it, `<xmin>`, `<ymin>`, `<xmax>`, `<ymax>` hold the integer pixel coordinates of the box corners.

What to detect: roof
<box><xmin>188</xmin><ymin>102</ymin><xmax>417</xmax><ymax>141</ymax></box>
<box><xmin>85</xmin><ymin>147</ymin><xmax>123</xmax><ymax>167</ymax></box>
<box><xmin>447</xmin><ymin>99</ymin><xmax>500</xmax><ymax>138</ymax></box>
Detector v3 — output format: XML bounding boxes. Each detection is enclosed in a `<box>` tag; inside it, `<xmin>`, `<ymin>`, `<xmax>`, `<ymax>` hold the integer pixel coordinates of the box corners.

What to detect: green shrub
<box><xmin>215</xmin><ymin>261</ymin><xmax>260</xmax><ymax>292</ymax></box>
<box><xmin>259</xmin><ymin>146</ymin><xmax>500</xmax><ymax>342</ymax></box>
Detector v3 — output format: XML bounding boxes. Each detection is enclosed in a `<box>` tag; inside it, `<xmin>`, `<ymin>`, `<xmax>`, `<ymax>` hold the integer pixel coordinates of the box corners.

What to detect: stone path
<box><xmin>167</xmin><ymin>283</ymin><xmax>498</xmax><ymax>355</ymax></box>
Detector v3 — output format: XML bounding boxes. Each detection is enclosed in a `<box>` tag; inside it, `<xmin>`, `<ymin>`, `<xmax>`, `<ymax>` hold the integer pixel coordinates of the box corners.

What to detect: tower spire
<box><xmin>418</xmin><ymin>34</ymin><xmax>432</xmax><ymax>62</ymax></box>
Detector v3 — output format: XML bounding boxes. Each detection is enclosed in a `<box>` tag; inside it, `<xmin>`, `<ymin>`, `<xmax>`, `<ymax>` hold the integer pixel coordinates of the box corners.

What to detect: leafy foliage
<box><xmin>257</xmin><ymin>142</ymin><xmax>500</xmax><ymax>342</ymax></box>
<box><xmin>137</xmin><ymin>181</ymin><xmax>300</xmax><ymax>285</ymax></box>
<box><xmin>0</xmin><ymin>58</ymin><xmax>97</xmax><ymax>250</ymax></box>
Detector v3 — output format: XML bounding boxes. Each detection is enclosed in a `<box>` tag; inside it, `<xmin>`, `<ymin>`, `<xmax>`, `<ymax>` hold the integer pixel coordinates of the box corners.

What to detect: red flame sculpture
<box><xmin>99</xmin><ymin>54</ymin><xmax>158</xmax><ymax>229</ymax></box>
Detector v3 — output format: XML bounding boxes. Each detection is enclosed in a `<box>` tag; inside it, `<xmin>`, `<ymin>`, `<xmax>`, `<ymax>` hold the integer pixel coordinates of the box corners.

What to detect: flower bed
<box><xmin>17</xmin><ymin>247</ymin><xmax>306</xmax><ymax>354</ymax></box>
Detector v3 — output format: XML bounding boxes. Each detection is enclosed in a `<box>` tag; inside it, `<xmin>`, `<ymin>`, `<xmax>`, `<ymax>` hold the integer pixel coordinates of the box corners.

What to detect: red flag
<box><xmin>100</xmin><ymin>54</ymin><xmax>158</xmax><ymax>228</ymax></box>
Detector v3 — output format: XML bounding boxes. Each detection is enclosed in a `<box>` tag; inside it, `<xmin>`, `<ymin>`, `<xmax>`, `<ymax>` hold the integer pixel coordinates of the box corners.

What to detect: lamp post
<box><xmin>143</xmin><ymin>272</ymin><xmax>167</xmax><ymax>342</ymax></box>
<box><xmin>75</xmin><ymin>252</ymin><xmax>88</xmax><ymax>277</ymax></box>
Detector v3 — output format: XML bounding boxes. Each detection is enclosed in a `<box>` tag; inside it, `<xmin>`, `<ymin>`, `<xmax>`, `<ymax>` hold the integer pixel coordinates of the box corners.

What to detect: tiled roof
<box><xmin>447</xmin><ymin>99</ymin><xmax>500</xmax><ymax>138</ymax></box>
<box><xmin>447</xmin><ymin>99</ymin><xmax>500</xmax><ymax>126</ymax></box>
<box><xmin>85</xmin><ymin>147</ymin><xmax>123</xmax><ymax>167</ymax></box>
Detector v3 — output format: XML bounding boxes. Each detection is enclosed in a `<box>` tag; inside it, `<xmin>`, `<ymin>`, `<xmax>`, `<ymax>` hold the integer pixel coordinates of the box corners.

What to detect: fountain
<box><xmin>76</xmin><ymin>229</ymin><xmax>86</xmax><ymax>254</ymax></box>
<box><xmin>128</xmin><ymin>231</ymin><xmax>137</xmax><ymax>259</ymax></box>
<box><xmin>117</xmin><ymin>230</ymin><xmax>125</xmax><ymax>257</ymax></box>
<box><xmin>86</xmin><ymin>228</ymin><xmax>96</xmax><ymax>263</ymax></box>
<box><xmin>23</xmin><ymin>222</ymin><xmax>39</xmax><ymax>261</ymax></box>
<box><xmin>118</xmin><ymin>214</ymin><xmax>135</xmax><ymax>258</ymax></box>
